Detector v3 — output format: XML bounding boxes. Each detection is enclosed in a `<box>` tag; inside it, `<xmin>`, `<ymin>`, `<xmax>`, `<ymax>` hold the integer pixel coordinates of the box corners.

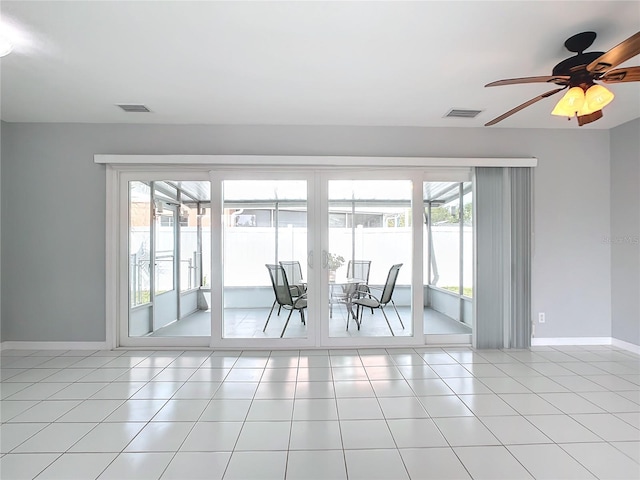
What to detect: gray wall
<box><xmin>1</xmin><ymin>122</ymin><xmax>612</xmax><ymax>342</ymax></box>
<box><xmin>1</xmin><ymin>123</ymin><xmax>106</xmax><ymax>341</ymax></box>
<box><xmin>610</xmin><ymin>118</ymin><xmax>640</xmax><ymax>346</ymax></box>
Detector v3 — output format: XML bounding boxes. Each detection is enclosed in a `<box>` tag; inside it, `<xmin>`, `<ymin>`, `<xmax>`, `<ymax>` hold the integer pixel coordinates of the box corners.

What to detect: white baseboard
<box><xmin>531</xmin><ymin>337</ymin><xmax>640</xmax><ymax>355</ymax></box>
<box><xmin>1</xmin><ymin>341</ymin><xmax>109</xmax><ymax>351</ymax></box>
<box><xmin>531</xmin><ymin>337</ymin><xmax>612</xmax><ymax>346</ymax></box>
<box><xmin>612</xmin><ymin>338</ymin><xmax>640</xmax><ymax>355</ymax></box>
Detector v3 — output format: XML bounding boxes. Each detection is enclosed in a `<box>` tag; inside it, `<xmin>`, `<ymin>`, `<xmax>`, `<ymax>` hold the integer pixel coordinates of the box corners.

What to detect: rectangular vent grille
<box><xmin>445</xmin><ymin>109</ymin><xmax>482</xmax><ymax>118</ymax></box>
<box><xmin>117</xmin><ymin>104</ymin><xmax>151</xmax><ymax>113</ymax></box>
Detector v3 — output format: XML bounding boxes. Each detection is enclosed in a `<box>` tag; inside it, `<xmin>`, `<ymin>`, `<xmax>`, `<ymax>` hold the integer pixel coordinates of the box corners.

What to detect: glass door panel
<box><xmin>127</xmin><ymin>179</ymin><xmax>211</xmax><ymax>340</ymax></box>
<box><xmin>222</xmin><ymin>180</ymin><xmax>308</xmax><ymax>339</ymax></box>
<box><xmin>423</xmin><ymin>181</ymin><xmax>473</xmax><ymax>337</ymax></box>
<box><xmin>129</xmin><ymin>181</ymin><xmax>153</xmax><ymax>337</ymax></box>
<box><xmin>153</xmin><ymin>203</ymin><xmax>178</xmax><ymax>331</ymax></box>
<box><xmin>176</xmin><ymin>192</ymin><xmax>211</xmax><ymax>338</ymax></box>
<box><xmin>462</xmin><ymin>188</ymin><xmax>473</xmax><ymax>300</ymax></box>
<box><xmin>328</xmin><ymin>180</ymin><xmax>413</xmax><ymax>338</ymax></box>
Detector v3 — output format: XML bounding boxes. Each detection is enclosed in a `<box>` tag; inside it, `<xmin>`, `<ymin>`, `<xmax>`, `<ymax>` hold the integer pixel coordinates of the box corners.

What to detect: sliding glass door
<box><xmin>326</xmin><ymin>179</ymin><xmax>413</xmax><ymax>340</ymax></box>
<box><xmin>221</xmin><ymin>179</ymin><xmax>310</xmax><ymax>340</ymax></box>
<box><xmin>122</xmin><ymin>174</ymin><xmax>212</xmax><ymax>347</ymax></box>
<box><xmin>118</xmin><ymin>168</ymin><xmax>472</xmax><ymax>348</ymax></box>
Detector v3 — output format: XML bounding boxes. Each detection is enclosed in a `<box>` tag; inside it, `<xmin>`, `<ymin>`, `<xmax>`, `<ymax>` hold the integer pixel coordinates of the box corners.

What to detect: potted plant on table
<box><xmin>327</xmin><ymin>253</ymin><xmax>345</xmax><ymax>282</ymax></box>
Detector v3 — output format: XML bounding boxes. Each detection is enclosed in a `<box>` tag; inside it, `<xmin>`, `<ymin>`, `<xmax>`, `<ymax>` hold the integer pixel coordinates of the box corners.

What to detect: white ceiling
<box><xmin>1</xmin><ymin>1</ymin><xmax>639</xmax><ymax>129</ymax></box>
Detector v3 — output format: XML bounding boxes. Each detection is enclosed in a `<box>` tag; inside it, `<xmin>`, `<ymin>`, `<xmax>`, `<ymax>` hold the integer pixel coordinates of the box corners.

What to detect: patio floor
<box><xmin>148</xmin><ymin>307</ymin><xmax>471</xmax><ymax>339</ymax></box>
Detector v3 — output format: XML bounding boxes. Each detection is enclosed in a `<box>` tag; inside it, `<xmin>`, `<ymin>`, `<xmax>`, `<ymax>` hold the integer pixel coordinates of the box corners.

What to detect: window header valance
<box><xmin>95</xmin><ymin>154</ymin><xmax>537</xmax><ymax>168</ymax></box>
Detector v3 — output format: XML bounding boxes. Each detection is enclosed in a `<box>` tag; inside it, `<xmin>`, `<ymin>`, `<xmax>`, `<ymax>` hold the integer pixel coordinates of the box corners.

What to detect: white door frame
<box><xmin>115</xmin><ymin>169</ymin><xmax>212</xmax><ymax>348</ymax></box>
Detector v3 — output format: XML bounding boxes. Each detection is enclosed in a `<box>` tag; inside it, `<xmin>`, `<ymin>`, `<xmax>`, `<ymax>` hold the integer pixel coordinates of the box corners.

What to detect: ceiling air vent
<box><xmin>117</xmin><ymin>104</ymin><xmax>151</xmax><ymax>113</ymax></box>
<box><xmin>444</xmin><ymin>108</ymin><xmax>482</xmax><ymax>119</ymax></box>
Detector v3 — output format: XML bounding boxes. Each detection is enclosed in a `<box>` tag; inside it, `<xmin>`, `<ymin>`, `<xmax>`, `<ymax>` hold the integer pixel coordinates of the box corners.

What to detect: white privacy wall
<box><xmin>1</xmin><ymin>122</ymin><xmax>612</xmax><ymax>342</ymax></box>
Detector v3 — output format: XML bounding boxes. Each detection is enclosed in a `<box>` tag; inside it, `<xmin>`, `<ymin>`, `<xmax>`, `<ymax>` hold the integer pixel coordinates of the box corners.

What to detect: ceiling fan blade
<box><xmin>485</xmin><ymin>87</ymin><xmax>566</xmax><ymax>126</ymax></box>
<box><xmin>587</xmin><ymin>31</ymin><xmax>640</xmax><ymax>73</ymax></box>
<box><xmin>485</xmin><ymin>76</ymin><xmax>570</xmax><ymax>87</ymax></box>
<box><xmin>600</xmin><ymin>66</ymin><xmax>640</xmax><ymax>83</ymax></box>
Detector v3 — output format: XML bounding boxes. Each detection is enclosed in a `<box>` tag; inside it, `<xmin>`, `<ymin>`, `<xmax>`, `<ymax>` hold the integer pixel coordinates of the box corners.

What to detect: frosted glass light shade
<box><xmin>580</xmin><ymin>84</ymin><xmax>614</xmax><ymax>115</ymax></box>
<box><xmin>551</xmin><ymin>87</ymin><xmax>585</xmax><ymax>117</ymax></box>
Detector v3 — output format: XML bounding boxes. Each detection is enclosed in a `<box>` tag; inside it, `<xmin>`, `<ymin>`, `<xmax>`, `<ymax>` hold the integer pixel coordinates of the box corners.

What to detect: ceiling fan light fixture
<box><xmin>551</xmin><ymin>87</ymin><xmax>585</xmax><ymax>117</ymax></box>
<box><xmin>485</xmin><ymin>30</ymin><xmax>640</xmax><ymax>126</ymax></box>
<box><xmin>580</xmin><ymin>84</ymin><xmax>615</xmax><ymax>115</ymax></box>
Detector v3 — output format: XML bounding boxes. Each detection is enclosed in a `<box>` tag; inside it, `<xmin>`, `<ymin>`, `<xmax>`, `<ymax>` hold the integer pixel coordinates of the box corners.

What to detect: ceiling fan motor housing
<box><xmin>553</xmin><ymin>30</ymin><xmax>607</xmax><ymax>87</ymax></box>
<box><xmin>552</xmin><ymin>52</ymin><xmax>605</xmax><ymax>80</ymax></box>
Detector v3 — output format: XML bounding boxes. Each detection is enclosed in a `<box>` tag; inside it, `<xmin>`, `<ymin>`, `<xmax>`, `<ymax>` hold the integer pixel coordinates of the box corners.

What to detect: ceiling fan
<box><xmin>484</xmin><ymin>30</ymin><xmax>640</xmax><ymax>126</ymax></box>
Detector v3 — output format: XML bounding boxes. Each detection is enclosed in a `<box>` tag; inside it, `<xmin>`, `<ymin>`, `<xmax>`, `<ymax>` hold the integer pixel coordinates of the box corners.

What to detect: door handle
<box><xmin>307</xmin><ymin>251</ymin><xmax>313</xmax><ymax>268</ymax></box>
<box><xmin>321</xmin><ymin>250</ymin><xmax>328</xmax><ymax>269</ymax></box>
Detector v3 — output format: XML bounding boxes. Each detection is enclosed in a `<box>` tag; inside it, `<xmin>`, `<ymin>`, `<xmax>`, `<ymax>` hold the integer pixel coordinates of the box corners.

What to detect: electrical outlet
<box><xmin>538</xmin><ymin>312</ymin><xmax>546</xmax><ymax>324</ymax></box>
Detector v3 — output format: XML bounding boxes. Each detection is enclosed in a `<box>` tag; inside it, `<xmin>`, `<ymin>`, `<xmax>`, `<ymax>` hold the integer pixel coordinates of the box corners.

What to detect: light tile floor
<box><xmin>0</xmin><ymin>345</ymin><xmax>638</xmax><ymax>479</ymax></box>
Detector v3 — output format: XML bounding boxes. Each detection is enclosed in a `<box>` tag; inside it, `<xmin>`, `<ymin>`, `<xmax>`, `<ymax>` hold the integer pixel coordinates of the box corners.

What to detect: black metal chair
<box><xmin>331</xmin><ymin>260</ymin><xmax>372</xmax><ymax>328</ymax></box>
<box><xmin>353</xmin><ymin>263</ymin><xmax>404</xmax><ymax>336</ymax></box>
<box><xmin>265</xmin><ymin>264</ymin><xmax>307</xmax><ymax>338</ymax></box>
<box><xmin>347</xmin><ymin>259</ymin><xmax>373</xmax><ymax>313</ymax></box>
<box><xmin>279</xmin><ymin>260</ymin><xmax>306</xmax><ymax>297</ymax></box>
<box><xmin>347</xmin><ymin>260</ymin><xmax>371</xmax><ymax>284</ymax></box>
<box><xmin>272</xmin><ymin>260</ymin><xmax>306</xmax><ymax>318</ymax></box>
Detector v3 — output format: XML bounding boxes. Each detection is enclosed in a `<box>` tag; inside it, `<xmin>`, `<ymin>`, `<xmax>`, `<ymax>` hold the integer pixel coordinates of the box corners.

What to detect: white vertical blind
<box><xmin>475</xmin><ymin>167</ymin><xmax>532</xmax><ymax>349</ymax></box>
<box><xmin>475</xmin><ymin>168</ymin><xmax>506</xmax><ymax>349</ymax></box>
<box><xmin>510</xmin><ymin>168</ymin><xmax>532</xmax><ymax>348</ymax></box>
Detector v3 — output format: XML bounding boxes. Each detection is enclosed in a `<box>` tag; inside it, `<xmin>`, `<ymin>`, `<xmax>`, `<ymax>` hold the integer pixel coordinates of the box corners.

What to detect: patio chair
<box><xmin>279</xmin><ymin>260</ymin><xmax>306</xmax><ymax>297</ymax></box>
<box><xmin>265</xmin><ymin>264</ymin><xmax>307</xmax><ymax>338</ymax></box>
<box><xmin>347</xmin><ymin>260</ymin><xmax>371</xmax><ymax>284</ymax></box>
<box><xmin>347</xmin><ymin>259</ymin><xmax>373</xmax><ymax>313</ymax></box>
<box><xmin>275</xmin><ymin>260</ymin><xmax>306</xmax><ymax>317</ymax></box>
<box><xmin>353</xmin><ymin>263</ymin><xmax>404</xmax><ymax>336</ymax></box>
<box><xmin>331</xmin><ymin>260</ymin><xmax>372</xmax><ymax>328</ymax></box>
